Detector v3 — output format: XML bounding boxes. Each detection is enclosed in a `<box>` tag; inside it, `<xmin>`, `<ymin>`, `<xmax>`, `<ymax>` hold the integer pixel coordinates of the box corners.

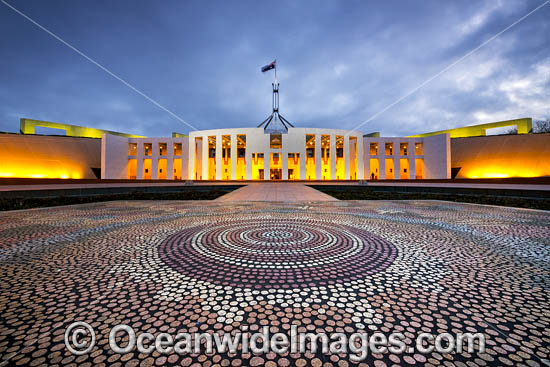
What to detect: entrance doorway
<box><xmin>270</xmin><ymin>169</ymin><xmax>282</xmax><ymax>180</ymax></box>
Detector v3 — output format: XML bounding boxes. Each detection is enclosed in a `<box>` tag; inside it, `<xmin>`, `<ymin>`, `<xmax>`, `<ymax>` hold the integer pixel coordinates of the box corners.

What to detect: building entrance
<box><xmin>270</xmin><ymin>169</ymin><xmax>282</xmax><ymax>180</ymax></box>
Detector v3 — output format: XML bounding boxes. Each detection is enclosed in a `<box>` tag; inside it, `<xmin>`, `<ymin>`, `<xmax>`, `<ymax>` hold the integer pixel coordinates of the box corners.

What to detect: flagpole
<box><xmin>274</xmin><ymin>59</ymin><xmax>277</xmax><ymax>84</ymax></box>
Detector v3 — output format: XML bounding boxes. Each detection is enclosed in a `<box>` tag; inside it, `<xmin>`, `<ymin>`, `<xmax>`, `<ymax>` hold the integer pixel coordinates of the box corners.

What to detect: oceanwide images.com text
<box><xmin>66</xmin><ymin>322</ymin><xmax>486</xmax><ymax>362</ymax></box>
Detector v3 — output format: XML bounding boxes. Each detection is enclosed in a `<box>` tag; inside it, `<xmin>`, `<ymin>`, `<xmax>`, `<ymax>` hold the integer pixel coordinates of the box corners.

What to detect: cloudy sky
<box><xmin>0</xmin><ymin>0</ymin><xmax>548</xmax><ymax>137</ymax></box>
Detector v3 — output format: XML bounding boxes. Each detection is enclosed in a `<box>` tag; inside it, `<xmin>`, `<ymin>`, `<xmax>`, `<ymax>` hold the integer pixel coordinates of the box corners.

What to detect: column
<box><xmin>344</xmin><ymin>135</ymin><xmax>350</xmax><ymax>180</ymax></box>
<box><xmin>282</xmin><ymin>134</ymin><xmax>288</xmax><ymax>180</ymax></box>
<box><xmin>394</xmin><ymin>157</ymin><xmax>401</xmax><ymax>179</ymax></box>
<box><xmin>151</xmin><ymin>143</ymin><xmax>159</xmax><ymax>179</ymax></box>
<box><xmin>315</xmin><ymin>134</ymin><xmax>322</xmax><ymax>180</ymax></box>
<box><xmin>364</xmin><ymin>140</ymin><xmax>370</xmax><ymax>180</ymax></box>
<box><xmin>264</xmin><ymin>151</ymin><xmax>270</xmax><ymax>180</ymax></box>
<box><xmin>300</xmin><ymin>134</ymin><xmax>307</xmax><ymax>180</ymax></box>
<box><xmin>188</xmin><ymin>137</ymin><xmax>195</xmax><ymax>180</ymax></box>
<box><xmin>379</xmin><ymin>153</ymin><xmax>386</xmax><ymax>180</ymax></box>
<box><xmin>230</xmin><ymin>134</ymin><xmax>237</xmax><ymax>180</ymax></box>
<box><xmin>246</xmin><ymin>149</ymin><xmax>252</xmax><ymax>180</ymax></box>
<box><xmin>357</xmin><ymin>135</ymin><xmax>364</xmax><ymax>180</ymax></box>
<box><xmin>409</xmin><ymin>157</ymin><xmax>416</xmax><ymax>180</ymax></box>
<box><xmin>136</xmin><ymin>142</ymin><xmax>144</xmax><ymax>179</ymax></box>
<box><xmin>330</xmin><ymin>134</ymin><xmax>336</xmax><ymax>180</ymax></box>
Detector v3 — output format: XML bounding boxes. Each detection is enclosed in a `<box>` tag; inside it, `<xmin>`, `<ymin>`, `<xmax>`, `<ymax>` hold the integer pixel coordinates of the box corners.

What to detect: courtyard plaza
<box><xmin>0</xmin><ymin>188</ymin><xmax>548</xmax><ymax>366</ymax></box>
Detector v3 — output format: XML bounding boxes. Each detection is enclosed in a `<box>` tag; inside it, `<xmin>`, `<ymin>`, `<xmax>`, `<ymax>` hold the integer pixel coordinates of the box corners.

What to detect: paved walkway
<box><xmin>215</xmin><ymin>183</ymin><xmax>337</xmax><ymax>202</ymax></box>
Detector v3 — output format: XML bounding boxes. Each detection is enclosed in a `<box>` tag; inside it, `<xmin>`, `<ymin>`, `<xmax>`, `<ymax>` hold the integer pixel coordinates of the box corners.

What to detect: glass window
<box><xmin>369</xmin><ymin>143</ymin><xmax>378</xmax><ymax>155</ymax></box>
<box><xmin>385</xmin><ymin>143</ymin><xmax>393</xmax><ymax>155</ymax></box>
<box><xmin>159</xmin><ymin>143</ymin><xmax>167</xmax><ymax>156</ymax></box>
<box><xmin>270</xmin><ymin>133</ymin><xmax>282</xmax><ymax>149</ymax></box>
<box><xmin>400</xmin><ymin>143</ymin><xmax>408</xmax><ymax>156</ymax></box>
<box><xmin>144</xmin><ymin>143</ymin><xmax>152</xmax><ymax>156</ymax></box>
<box><xmin>173</xmin><ymin>143</ymin><xmax>182</xmax><ymax>155</ymax></box>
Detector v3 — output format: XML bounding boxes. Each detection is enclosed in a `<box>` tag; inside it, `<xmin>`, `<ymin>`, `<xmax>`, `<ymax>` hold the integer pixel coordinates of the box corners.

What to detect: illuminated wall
<box><xmin>173</xmin><ymin>159</ymin><xmax>182</xmax><ymax>180</ymax></box>
<box><xmin>408</xmin><ymin>118</ymin><xmax>532</xmax><ymax>138</ymax></box>
<box><xmin>369</xmin><ymin>158</ymin><xmax>379</xmax><ymax>179</ymax></box>
<box><xmin>251</xmin><ymin>153</ymin><xmax>264</xmax><ymax>180</ymax></box>
<box><xmin>20</xmin><ymin>118</ymin><xmax>144</xmax><ymax>138</ymax></box>
<box><xmin>451</xmin><ymin>133</ymin><xmax>550</xmax><ymax>178</ymax></box>
<box><xmin>236</xmin><ymin>135</ymin><xmax>246</xmax><ymax>180</ymax></box>
<box><xmin>287</xmin><ymin>153</ymin><xmax>300</xmax><ymax>180</ymax></box>
<box><xmin>321</xmin><ymin>135</ymin><xmax>330</xmax><ymax>180</ymax></box>
<box><xmin>194</xmin><ymin>137</ymin><xmax>203</xmax><ymax>180</ymax></box>
<box><xmin>208</xmin><ymin>136</ymin><xmax>216</xmax><ymax>180</ymax></box>
<box><xmin>415</xmin><ymin>159</ymin><xmax>424</xmax><ymax>179</ymax></box>
<box><xmin>0</xmin><ymin>134</ymin><xmax>100</xmax><ymax>179</ymax></box>
<box><xmin>158</xmin><ymin>159</ymin><xmax>167</xmax><ymax>179</ymax></box>
<box><xmin>305</xmin><ymin>134</ymin><xmax>316</xmax><ymax>180</ymax></box>
<box><xmin>270</xmin><ymin>153</ymin><xmax>282</xmax><ymax>180</ymax></box>
<box><xmin>221</xmin><ymin>135</ymin><xmax>231</xmax><ymax>180</ymax></box>
<box><xmin>128</xmin><ymin>159</ymin><xmax>137</xmax><ymax>179</ymax></box>
<box><xmin>335</xmin><ymin>136</ymin><xmax>345</xmax><ymax>180</ymax></box>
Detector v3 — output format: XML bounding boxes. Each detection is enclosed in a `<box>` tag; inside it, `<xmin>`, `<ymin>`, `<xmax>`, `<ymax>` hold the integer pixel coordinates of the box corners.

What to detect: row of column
<box><xmin>190</xmin><ymin>133</ymin><xmax>364</xmax><ymax>180</ymax></box>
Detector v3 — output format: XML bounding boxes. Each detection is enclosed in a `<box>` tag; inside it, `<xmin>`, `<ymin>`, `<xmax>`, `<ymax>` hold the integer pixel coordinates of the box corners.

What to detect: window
<box><xmin>270</xmin><ymin>133</ymin><xmax>282</xmax><ymax>149</ymax></box>
<box><xmin>173</xmin><ymin>143</ymin><xmax>182</xmax><ymax>155</ymax></box>
<box><xmin>400</xmin><ymin>143</ymin><xmax>408</xmax><ymax>156</ymax></box>
<box><xmin>128</xmin><ymin>143</ymin><xmax>137</xmax><ymax>156</ymax></box>
<box><xmin>385</xmin><ymin>143</ymin><xmax>393</xmax><ymax>155</ymax></box>
<box><xmin>144</xmin><ymin>143</ymin><xmax>152</xmax><ymax>156</ymax></box>
<box><xmin>415</xmin><ymin>143</ymin><xmax>424</xmax><ymax>155</ymax></box>
<box><xmin>159</xmin><ymin>143</ymin><xmax>167</xmax><ymax>156</ymax></box>
<box><xmin>370</xmin><ymin>143</ymin><xmax>378</xmax><ymax>155</ymax></box>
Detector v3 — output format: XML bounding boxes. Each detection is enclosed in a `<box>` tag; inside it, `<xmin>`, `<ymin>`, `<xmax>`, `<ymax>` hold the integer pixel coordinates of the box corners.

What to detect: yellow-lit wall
<box><xmin>252</xmin><ymin>154</ymin><xmax>264</xmax><ymax>180</ymax></box>
<box><xmin>222</xmin><ymin>156</ymin><xmax>231</xmax><ymax>180</ymax></box>
<box><xmin>128</xmin><ymin>159</ymin><xmax>137</xmax><ymax>179</ymax></box>
<box><xmin>288</xmin><ymin>155</ymin><xmax>300</xmax><ymax>180</ymax></box>
<box><xmin>451</xmin><ymin>134</ymin><xmax>550</xmax><ymax>178</ymax></box>
<box><xmin>409</xmin><ymin>118</ymin><xmax>532</xmax><ymax>138</ymax></box>
<box><xmin>173</xmin><ymin>159</ymin><xmax>182</xmax><ymax>180</ymax></box>
<box><xmin>415</xmin><ymin>159</ymin><xmax>424</xmax><ymax>179</ymax></box>
<box><xmin>335</xmin><ymin>158</ymin><xmax>345</xmax><ymax>180</ymax></box>
<box><xmin>270</xmin><ymin>154</ymin><xmax>282</xmax><ymax>169</ymax></box>
<box><xmin>400</xmin><ymin>158</ymin><xmax>409</xmax><ymax>179</ymax></box>
<box><xmin>321</xmin><ymin>150</ymin><xmax>330</xmax><ymax>180</ymax></box>
<box><xmin>143</xmin><ymin>159</ymin><xmax>152</xmax><ymax>179</ymax></box>
<box><xmin>208</xmin><ymin>158</ymin><xmax>216</xmax><ymax>180</ymax></box>
<box><xmin>0</xmin><ymin>134</ymin><xmax>101</xmax><ymax>179</ymax></box>
<box><xmin>236</xmin><ymin>158</ymin><xmax>246</xmax><ymax>180</ymax></box>
<box><xmin>385</xmin><ymin>158</ymin><xmax>394</xmax><ymax>179</ymax></box>
<box><xmin>369</xmin><ymin>158</ymin><xmax>379</xmax><ymax>180</ymax></box>
<box><xmin>20</xmin><ymin>118</ymin><xmax>144</xmax><ymax>138</ymax></box>
<box><xmin>306</xmin><ymin>157</ymin><xmax>316</xmax><ymax>180</ymax></box>
<box><xmin>158</xmin><ymin>159</ymin><xmax>167</xmax><ymax>180</ymax></box>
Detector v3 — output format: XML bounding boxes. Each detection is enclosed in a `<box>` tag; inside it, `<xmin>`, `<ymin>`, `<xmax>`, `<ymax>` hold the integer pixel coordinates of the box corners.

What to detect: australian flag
<box><xmin>261</xmin><ymin>60</ymin><xmax>276</xmax><ymax>72</ymax></box>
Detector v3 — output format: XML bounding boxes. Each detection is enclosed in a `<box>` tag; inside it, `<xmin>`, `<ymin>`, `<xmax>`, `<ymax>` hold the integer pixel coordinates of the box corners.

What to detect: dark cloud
<box><xmin>1</xmin><ymin>0</ymin><xmax>548</xmax><ymax>137</ymax></box>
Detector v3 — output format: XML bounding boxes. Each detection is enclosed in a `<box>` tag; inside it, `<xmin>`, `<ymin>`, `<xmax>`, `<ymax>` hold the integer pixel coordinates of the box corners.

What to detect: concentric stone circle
<box><xmin>158</xmin><ymin>218</ymin><xmax>398</xmax><ymax>289</ymax></box>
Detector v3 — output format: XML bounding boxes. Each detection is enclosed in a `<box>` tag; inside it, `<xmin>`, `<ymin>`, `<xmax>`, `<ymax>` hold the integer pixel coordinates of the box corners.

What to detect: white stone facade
<box><xmin>101</xmin><ymin>127</ymin><xmax>450</xmax><ymax>180</ymax></box>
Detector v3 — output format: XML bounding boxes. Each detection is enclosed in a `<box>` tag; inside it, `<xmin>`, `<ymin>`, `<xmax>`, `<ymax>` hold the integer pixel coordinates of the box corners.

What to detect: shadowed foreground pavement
<box><xmin>0</xmin><ymin>200</ymin><xmax>548</xmax><ymax>366</ymax></box>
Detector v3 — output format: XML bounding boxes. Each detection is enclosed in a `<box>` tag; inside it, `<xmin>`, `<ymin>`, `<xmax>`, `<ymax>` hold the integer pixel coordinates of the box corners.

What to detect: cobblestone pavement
<box><xmin>0</xmin><ymin>200</ymin><xmax>549</xmax><ymax>366</ymax></box>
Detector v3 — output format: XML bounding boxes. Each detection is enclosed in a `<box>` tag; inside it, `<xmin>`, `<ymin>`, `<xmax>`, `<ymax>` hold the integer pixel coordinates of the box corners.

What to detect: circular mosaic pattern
<box><xmin>1</xmin><ymin>200</ymin><xmax>549</xmax><ymax>366</ymax></box>
<box><xmin>158</xmin><ymin>219</ymin><xmax>398</xmax><ymax>289</ymax></box>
